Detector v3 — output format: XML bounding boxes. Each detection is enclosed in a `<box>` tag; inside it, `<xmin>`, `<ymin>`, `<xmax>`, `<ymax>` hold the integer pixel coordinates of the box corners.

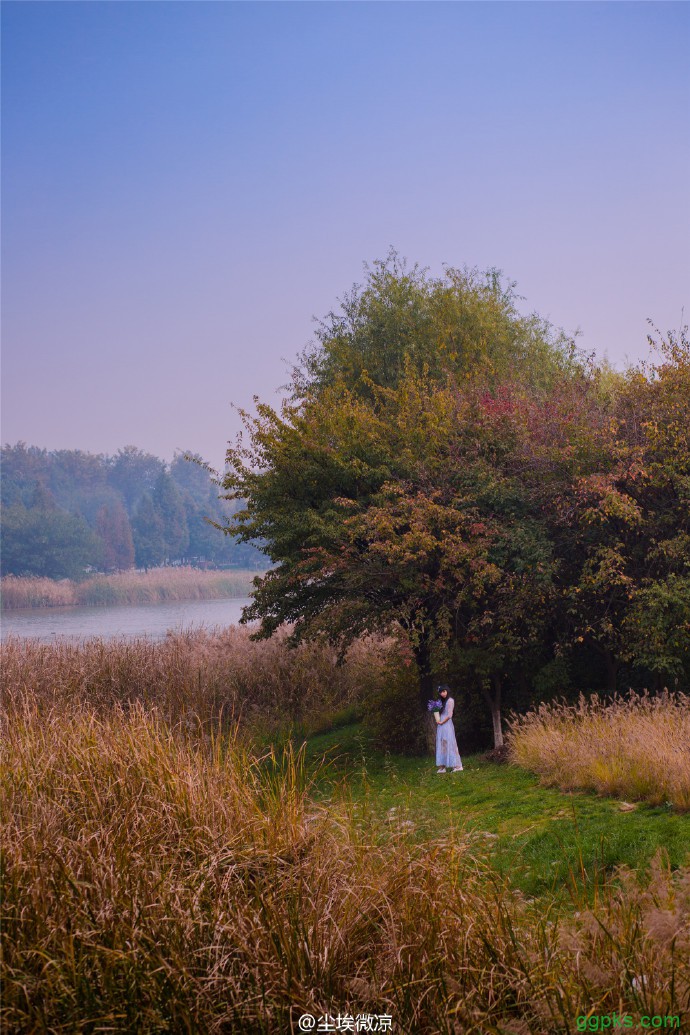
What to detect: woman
<box><xmin>435</xmin><ymin>684</ymin><xmax>463</xmax><ymax>773</ymax></box>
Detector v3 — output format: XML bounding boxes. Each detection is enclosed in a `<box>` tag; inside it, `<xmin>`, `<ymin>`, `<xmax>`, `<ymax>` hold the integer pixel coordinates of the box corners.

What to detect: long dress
<box><xmin>436</xmin><ymin>696</ymin><xmax>463</xmax><ymax>769</ymax></box>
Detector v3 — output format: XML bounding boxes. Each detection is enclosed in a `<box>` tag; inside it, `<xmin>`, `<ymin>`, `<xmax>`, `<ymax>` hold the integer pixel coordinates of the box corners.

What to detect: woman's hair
<box><xmin>437</xmin><ymin>684</ymin><xmax>451</xmax><ymax>710</ymax></box>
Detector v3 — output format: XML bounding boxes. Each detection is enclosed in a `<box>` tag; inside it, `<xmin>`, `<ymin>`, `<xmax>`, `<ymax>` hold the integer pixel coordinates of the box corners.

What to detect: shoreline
<box><xmin>0</xmin><ymin>567</ymin><xmax>262</xmax><ymax>610</ymax></box>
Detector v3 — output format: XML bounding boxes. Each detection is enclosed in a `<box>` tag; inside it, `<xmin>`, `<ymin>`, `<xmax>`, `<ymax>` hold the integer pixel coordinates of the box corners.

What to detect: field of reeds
<box><xmin>2</xmin><ymin>690</ymin><xmax>689</xmax><ymax>1034</ymax></box>
<box><xmin>0</xmin><ymin>567</ymin><xmax>261</xmax><ymax>610</ymax></box>
<box><xmin>508</xmin><ymin>691</ymin><xmax>690</xmax><ymax>811</ymax></box>
<box><xmin>0</xmin><ymin>627</ymin><xmax>388</xmax><ymax>738</ymax></box>
<box><xmin>2</xmin><ymin>635</ymin><xmax>689</xmax><ymax>1032</ymax></box>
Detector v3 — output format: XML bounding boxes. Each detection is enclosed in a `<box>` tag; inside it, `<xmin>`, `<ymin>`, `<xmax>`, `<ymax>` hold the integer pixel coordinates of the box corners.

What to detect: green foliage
<box><xmin>0</xmin><ymin>442</ymin><xmax>264</xmax><ymax>576</ymax></box>
<box><xmin>131</xmin><ymin>493</ymin><xmax>165</xmax><ymax>570</ymax></box>
<box><xmin>107</xmin><ymin>446</ymin><xmax>164</xmax><ymax>512</ymax></box>
<box><xmin>152</xmin><ymin>471</ymin><xmax>189</xmax><ymax>561</ymax></box>
<box><xmin>95</xmin><ymin>501</ymin><xmax>135</xmax><ymax>571</ymax></box>
<box><xmin>623</xmin><ymin>575</ymin><xmax>690</xmax><ymax>679</ymax></box>
<box><xmin>553</xmin><ymin>324</ymin><xmax>690</xmax><ymax>687</ymax></box>
<box><xmin>0</xmin><ymin>501</ymin><xmax>102</xmax><ymax>579</ymax></box>
<box><xmin>294</xmin><ymin>249</ymin><xmax>580</xmax><ymax>398</ymax></box>
<box><xmin>169</xmin><ymin>450</ymin><xmax>212</xmax><ymax>505</ymax></box>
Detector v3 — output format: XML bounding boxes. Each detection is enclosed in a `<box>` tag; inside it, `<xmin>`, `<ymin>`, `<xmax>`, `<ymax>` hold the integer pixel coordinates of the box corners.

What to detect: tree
<box><xmin>131</xmin><ymin>493</ymin><xmax>165</xmax><ymax>570</ymax></box>
<box><xmin>616</xmin><ymin>325</ymin><xmax>690</xmax><ymax>684</ymax></box>
<box><xmin>0</xmin><ymin>443</ymin><xmax>51</xmax><ymax>507</ymax></box>
<box><xmin>0</xmin><ymin>501</ymin><xmax>102</xmax><ymax>578</ymax></box>
<box><xmin>107</xmin><ymin>446</ymin><xmax>164</xmax><ymax>513</ymax></box>
<box><xmin>622</xmin><ymin>575</ymin><xmax>690</xmax><ymax>682</ymax></box>
<box><xmin>543</xmin><ymin>325</ymin><xmax>690</xmax><ymax>691</ymax></box>
<box><xmin>224</xmin><ymin>260</ymin><xmax>690</xmax><ymax>742</ymax></box>
<box><xmin>170</xmin><ymin>451</ymin><xmax>214</xmax><ymax>506</ymax></box>
<box><xmin>222</xmin><ymin>256</ymin><xmax>593</xmax><ymax>748</ymax></box>
<box><xmin>48</xmin><ymin>449</ymin><xmax>109</xmax><ymax>515</ymax></box>
<box><xmin>95</xmin><ymin>501</ymin><xmax>135</xmax><ymax>571</ymax></box>
<box><xmin>152</xmin><ymin>471</ymin><xmax>189</xmax><ymax>562</ymax></box>
<box><xmin>180</xmin><ymin>488</ymin><xmax>220</xmax><ymax>564</ymax></box>
<box><xmin>293</xmin><ymin>249</ymin><xmax>580</xmax><ymax>399</ymax></box>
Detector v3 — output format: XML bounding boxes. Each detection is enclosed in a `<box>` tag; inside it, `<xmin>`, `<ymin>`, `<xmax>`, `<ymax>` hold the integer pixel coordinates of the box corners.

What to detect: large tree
<box><xmin>107</xmin><ymin>446</ymin><xmax>164</xmax><ymax>514</ymax></box>
<box><xmin>293</xmin><ymin>250</ymin><xmax>579</xmax><ymax>398</ymax></box>
<box><xmin>224</xmin><ymin>260</ymin><xmax>689</xmax><ymax>747</ymax></box>
<box><xmin>222</xmin><ymin>257</ymin><xmax>590</xmax><ymax>747</ymax></box>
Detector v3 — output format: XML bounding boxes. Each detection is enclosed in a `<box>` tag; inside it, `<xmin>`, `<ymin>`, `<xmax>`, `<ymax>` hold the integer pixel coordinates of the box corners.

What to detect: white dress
<box><xmin>435</xmin><ymin>697</ymin><xmax>463</xmax><ymax>769</ymax></box>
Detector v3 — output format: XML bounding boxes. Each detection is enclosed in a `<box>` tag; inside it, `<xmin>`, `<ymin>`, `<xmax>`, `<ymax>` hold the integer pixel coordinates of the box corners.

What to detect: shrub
<box><xmin>362</xmin><ymin>661</ymin><xmax>429</xmax><ymax>756</ymax></box>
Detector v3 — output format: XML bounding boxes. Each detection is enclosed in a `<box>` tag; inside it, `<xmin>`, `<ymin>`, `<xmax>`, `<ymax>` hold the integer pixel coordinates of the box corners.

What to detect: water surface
<box><xmin>1</xmin><ymin>597</ymin><xmax>255</xmax><ymax>642</ymax></box>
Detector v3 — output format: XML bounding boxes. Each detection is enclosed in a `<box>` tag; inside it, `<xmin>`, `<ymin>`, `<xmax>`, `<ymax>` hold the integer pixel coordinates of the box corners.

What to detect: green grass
<box><xmin>295</xmin><ymin>721</ymin><xmax>690</xmax><ymax>903</ymax></box>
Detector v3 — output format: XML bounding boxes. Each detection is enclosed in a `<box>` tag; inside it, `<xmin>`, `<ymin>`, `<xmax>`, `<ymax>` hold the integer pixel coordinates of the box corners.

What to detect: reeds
<box><xmin>508</xmin><ymin>691</ymin><xmax>690</xmax><ymax>811</ymax></box>
<box><xmin>2</xmin><ymin>694</ymin><xmax>688</xmax><ymax>1034</ymax></box>
<box><xmin>0</xmin><ymin>627</ymin><xmax>387</xmax><ymax>737</ymax></box>
<box><xmin>0</xmin><ymin>574</ymin><xmax>74</xmax><ymax>608</ymax></box>
<box><xmin>0</xmin><ymin>567</ymin><xmax>260</xmax><ymax>610</ymax></box>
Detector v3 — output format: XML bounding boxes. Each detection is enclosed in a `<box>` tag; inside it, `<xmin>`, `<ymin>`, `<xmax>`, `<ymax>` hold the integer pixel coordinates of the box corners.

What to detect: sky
<box><xmin>2</xmin><ymin>1</ymin><xmax>689</xmax><ymax>472</ymax></box>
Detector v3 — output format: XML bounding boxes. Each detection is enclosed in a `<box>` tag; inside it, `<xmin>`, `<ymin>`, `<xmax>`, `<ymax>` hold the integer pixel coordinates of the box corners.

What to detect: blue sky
<box><xmin>2</xmin><ymin>1</ymin><xmax>689</xmax><ymax>469</ymax></box>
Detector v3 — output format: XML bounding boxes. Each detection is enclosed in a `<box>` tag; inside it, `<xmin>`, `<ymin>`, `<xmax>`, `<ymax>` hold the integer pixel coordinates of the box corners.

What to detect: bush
<box><xmin>362</xmin><ymin>661</ymin><xmax>429</xmax><ymax>756</ymax></box>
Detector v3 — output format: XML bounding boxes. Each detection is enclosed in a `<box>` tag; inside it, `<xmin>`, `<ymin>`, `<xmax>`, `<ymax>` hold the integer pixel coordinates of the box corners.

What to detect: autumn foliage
<box><xmin>223</xmin><ymin>256</ymin><xmax>689</xmax><ymax>747</ymax></box>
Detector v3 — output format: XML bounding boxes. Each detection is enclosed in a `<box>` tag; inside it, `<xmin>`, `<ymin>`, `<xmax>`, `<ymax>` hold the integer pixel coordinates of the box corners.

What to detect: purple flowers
<box><xmin>427</xmin><ymin>699</ymin><xmax>443</xmax><ymax>714</ymax></box>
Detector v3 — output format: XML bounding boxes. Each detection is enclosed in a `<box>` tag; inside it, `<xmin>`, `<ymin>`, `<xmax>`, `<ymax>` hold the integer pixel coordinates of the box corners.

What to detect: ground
<box><xmin>296</xmin><ymin>721</ymin><xmax>690</xmax><ymax>904</ymax></box>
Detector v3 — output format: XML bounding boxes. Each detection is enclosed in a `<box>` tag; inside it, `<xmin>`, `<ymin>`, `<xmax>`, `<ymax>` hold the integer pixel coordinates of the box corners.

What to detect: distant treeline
<box><xmin>0</xmin><ymin>444</ymin><xmax>264</xmax><ymax>579</ymax></box>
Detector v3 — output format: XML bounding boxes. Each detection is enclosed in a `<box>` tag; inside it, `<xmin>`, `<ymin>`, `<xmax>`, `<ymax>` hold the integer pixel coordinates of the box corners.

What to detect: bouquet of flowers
<box><xmin>428</xmin><ymin>699</ymin><xmax>443</xmax><ymax>724</ymax></box>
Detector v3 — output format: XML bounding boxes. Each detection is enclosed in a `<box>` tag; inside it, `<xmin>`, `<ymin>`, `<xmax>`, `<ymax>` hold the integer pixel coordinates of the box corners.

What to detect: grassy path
<box><xmin>300</xmin><ymin>722</ymin><xmax>690</xmax><ymax>903</ymax></box>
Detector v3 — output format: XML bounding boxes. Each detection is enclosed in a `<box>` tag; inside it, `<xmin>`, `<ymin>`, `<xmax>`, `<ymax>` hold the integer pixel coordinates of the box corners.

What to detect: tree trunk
<box><xmin>482</xmin><ymin>673</ymin><xmax>504</xmax><ymax>750</ymax></box>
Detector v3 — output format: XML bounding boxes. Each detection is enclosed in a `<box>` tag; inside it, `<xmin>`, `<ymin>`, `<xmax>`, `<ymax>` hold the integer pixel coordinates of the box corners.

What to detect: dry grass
<box><xmin>1</xmin><ymin>694</ymin><xmax>688</xmax><ymax>1034</ymax></box>
<box><xmin>508</xmin><ymin>691</ymin><xmax>690</xmax><ymax>811</ymax></box>
<box><xmin>0</xmin><ymin>575</ymin><xmax>73</xmax><ymax>608</ymax></box>
<box><xmin>0</xmin><ymin>567</ymin><xmax>260</xmax><ymax>610</ymax></box>
<box><xmin>0</xmin><ymin>627</ymin><xmax>388</xmax><ymax>738</ymax></box>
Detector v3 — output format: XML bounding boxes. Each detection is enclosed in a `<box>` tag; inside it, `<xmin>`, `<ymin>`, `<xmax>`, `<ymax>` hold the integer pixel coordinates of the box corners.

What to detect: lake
<box><xmin>0</xmin><ymin>596</ymin><xmax>255</xmax><ymax>642</ymax></box>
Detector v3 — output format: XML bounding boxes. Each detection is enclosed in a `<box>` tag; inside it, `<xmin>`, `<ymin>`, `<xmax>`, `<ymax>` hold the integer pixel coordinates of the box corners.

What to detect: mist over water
<box><xmin>0</xmin><ymin>596</ymin><xmax>254</xmax><ymax>643</ymax></box>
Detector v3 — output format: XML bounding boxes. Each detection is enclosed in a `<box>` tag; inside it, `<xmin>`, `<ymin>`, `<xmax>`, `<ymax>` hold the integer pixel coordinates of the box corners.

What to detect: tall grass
<box><xmin>0</xmin><ymin>627</ymin><xmax>388</xmax><ymax>737</ymax></box>
<box><xmin>2</xmin><ymin>695</ymin><xmax>688</xmax><ymax>1034</ymax></box>
<box><xmin>508</xmin><ymin>691</ymin><xmax>690</xmax><ymax>811</ymax></box>
<box><xmin>0</xmin><ymin>567</ymin><xmax>260</xmax><ymax>610</ymax></box>
<box><xmin>0</xmin><ymin>575</ymin><xmax>74</xmax><ymax>608</ymax></box>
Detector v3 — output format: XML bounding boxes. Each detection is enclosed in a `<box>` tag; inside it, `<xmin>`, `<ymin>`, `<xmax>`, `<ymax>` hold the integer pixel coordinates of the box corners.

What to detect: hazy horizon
<box><xmin>3</xmin><ymin>1</ymin><xmax>689</xmax><ymax>471</ymax></box>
